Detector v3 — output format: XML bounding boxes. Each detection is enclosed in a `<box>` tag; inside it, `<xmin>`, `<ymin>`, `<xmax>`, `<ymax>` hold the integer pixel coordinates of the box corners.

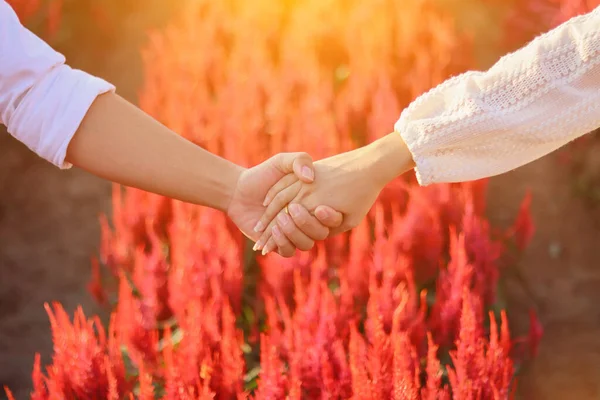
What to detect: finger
<box><xmin>269</xmin><ymin>226</ymin><xmax>295</xmax><ymax>257</ymax></box>
<box><xmin>261</xmin><ymin>237</ymin><xmax>275</xmax><ymax>255</ymax></box>
<box><xmin>262</xmin><ymin>173</ymin><xmax>298</xmax><ymax>206</ymax></box>
<box><xmin>327</xmin><ymin>217</ymin><xmax>355</xmax><ymax>237</ymax></box>
<box><xmin>270</xmin><ymin>152</ymin><xmax>314</xmax><ymax>183</ymax></box>
<box><xmin>314</xmin><ymin>205</ymin><xmax>344</xmax><ymax>229</ymax></box>
<box><xmin>254</xmin><ymin>210</ymin><xmax>281</xmax><ymax>251</ymax></box>
<box><xmin>287</xmin><ymin>203</ymin><xmax>329</xmax><ymax>241</ymax></box>
<box><xmin>275</xmin><ymin>211</ymin><xmax>315</xmax><ymax>251</ymax></box>
<box><xmin>253</xmin><ymin>181</ymin><xmax>301</xmax><ymax>233</ymax></box>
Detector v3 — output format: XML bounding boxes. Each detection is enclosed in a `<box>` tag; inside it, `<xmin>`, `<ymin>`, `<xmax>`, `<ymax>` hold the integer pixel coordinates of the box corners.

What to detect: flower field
<box><xmin>5</xmin><ymin>0</ymin><xmax>600</xmax><ymax>398</ymax></box>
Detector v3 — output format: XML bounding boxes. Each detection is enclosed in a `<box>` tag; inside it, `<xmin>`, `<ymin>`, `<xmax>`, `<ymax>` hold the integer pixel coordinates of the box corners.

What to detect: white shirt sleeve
<box><xmin>395</xmin><ymin>6</ymin><xmax>600</xmax><ymax>186</ymax></box>
<box><xmin>0</xmin><ymin>0</ymin><xmax>115</xmax><ymax>169</ymax></box>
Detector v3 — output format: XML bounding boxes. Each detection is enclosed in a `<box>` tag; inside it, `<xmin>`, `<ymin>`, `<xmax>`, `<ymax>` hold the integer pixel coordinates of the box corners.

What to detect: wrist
<box><xmin>362</xmin><ymin>132</ymin><xmax>415</xmax><ymax>187</ymax></box>
<box><xmin>218</xmin><ymin>162</ymin><xmax>245</xmax><ymax>213</ymax></box>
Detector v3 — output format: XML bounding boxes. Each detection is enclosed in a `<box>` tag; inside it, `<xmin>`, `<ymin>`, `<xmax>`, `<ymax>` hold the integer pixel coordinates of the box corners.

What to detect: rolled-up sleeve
<box><xmin>1</xmin><ymin>0</ymin><xmax>115</xmax><ymax>168</ymax></box>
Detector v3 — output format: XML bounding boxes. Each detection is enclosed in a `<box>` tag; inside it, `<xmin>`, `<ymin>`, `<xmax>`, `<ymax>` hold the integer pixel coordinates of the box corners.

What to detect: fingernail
<box><xmin>272</xmin><ymin>226</ymin><xmax>282</xmax><ymax>238</ymax></box>
<box><xmin>301</xmin><ymin>166</ymin><xmax>314</xmax><ymax>181</ymax></box>
<box><xmin>261</xmin><ymin>244</ymin><xmax>271</xmax><ymax>256</ymax></box>
<box><xmin>288</xmin><ymin>203</ymin><xmax>300</xmax><ymax>218</ymax></box>
<box><xmin>278</xmin><ymin>213</ymin><xmax>290</xmax><ymax>226</ymax></box>
<box><xmin>253</xmin><ymin>239</ymin><xmax>263</xmax><ymax>251</ymax></box>
<box><xmin>262</xmin><ymin>197</ymin><xmax>269</xmax><ymax>206</ymax></box>
<box><xmin>253</xmin><ymin>221</ymin><xmax>265</xmax><ymax>232</ymax></box>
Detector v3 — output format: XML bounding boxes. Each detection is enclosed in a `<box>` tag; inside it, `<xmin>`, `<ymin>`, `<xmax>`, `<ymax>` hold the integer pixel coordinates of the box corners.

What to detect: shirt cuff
<box><xmin>394</xmin><ymin>112</ymin><xmax>433</xmax><ymax>186</ymax></box>
<box><xmin>7</xmin><ymin>64</ymin><xmax>115</xmax><ymax>169</ymax></box>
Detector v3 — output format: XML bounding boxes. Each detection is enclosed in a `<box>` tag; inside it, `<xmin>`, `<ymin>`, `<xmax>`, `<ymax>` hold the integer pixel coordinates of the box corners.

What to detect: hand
<box><xmin>253</xmin><ymin>153</ymin><xmax>383</xmax><ymax>254</ymax></box>
<box><xmin>227</xmin><ymin>152</ymin><xmax>343</xmax><ymax>257</ymax></box>
<box><xmin>253</xmin><ymin>133</ymin><xmax>415</xmax><ymax>254</ymax></box>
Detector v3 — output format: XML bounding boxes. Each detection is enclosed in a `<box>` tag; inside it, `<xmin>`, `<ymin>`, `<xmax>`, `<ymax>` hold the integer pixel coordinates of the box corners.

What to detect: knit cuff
<box><xmin>394</xmin><ymin>112</ymin><xmax>434</xmax><ymax>186</ymax></box>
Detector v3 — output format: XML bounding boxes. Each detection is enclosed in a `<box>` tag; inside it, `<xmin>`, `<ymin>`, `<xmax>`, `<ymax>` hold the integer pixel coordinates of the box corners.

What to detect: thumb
<box><xmin>314</xmin><ymin>205</ymin><xmax>344</xmax><ymax>229</ymax></box>
<box><xmin>270</xmin><ymin>152</ymin><xmax>315</xmax><ymax>183</ymax></box>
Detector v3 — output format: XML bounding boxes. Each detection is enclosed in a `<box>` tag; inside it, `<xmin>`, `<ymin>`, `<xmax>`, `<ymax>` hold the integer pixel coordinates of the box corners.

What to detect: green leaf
<box><xmin>328</xmin><ymin>279</ymin><xmax>340</xmax><ymax>292</ymax></box>
<box><xmin>157</xmin><ymin>328</ymin><xmax>184</xmax><ymax>351</ymax></box>
<box><xmin>122</xmin><ymin>268</ymin><xmax>142</xmax><ymax>299</ymax></box>
<box><xmin>241</xmin><ymin>342</ymin><xmax>253</xmax><ymax>354</ymax></box>
<box><xmin>132</xmin><ymin>380</ymin><xmax>165</xmax><ymax>398</ymax></box>
<box><xmin>425</xmin><ymin>289</ymin><xmax>437</xmax><ymax>308</ymax></box>
<box><xmin>244</xmin><ymin>366</ymin><xmax>261</xmax><ymax>383</ymax></box>
<box><xmin>243</xmin><ymin>365</ymin><xmax>261</xmax><ymax>392</ymax></box>
<box><xmin>156</xmin><ymin>316</ymin><xmax>178</xmax><ymax>330</ymax></box>
<box><xmin>242</xmin><ymin>306</ymin><xmax>255</xmax><ymax>326</ymax></box>
<box><xmin>120</xmin><ymin>345</ymin><xmax>139</xmax><ymax>379</ymax></box>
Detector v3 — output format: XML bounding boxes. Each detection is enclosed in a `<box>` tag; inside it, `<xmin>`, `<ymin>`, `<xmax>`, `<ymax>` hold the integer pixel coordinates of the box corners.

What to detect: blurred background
<box><xmin>2</xmin><ymin>0</ymin><xmax>600</xmax><ymax>399</ymax></box>
<box><xmin>0</xmin><ymin>1</ymin><xmax>180</xmax><ymax>396</ymax></box>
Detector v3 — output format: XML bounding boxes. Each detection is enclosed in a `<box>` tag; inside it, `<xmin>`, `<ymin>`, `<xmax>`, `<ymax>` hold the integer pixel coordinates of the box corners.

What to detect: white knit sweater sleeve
<box><xmin>395</xmin><ymin>6</ymin><xmax>600</xmax><ymax>186</ymax></box>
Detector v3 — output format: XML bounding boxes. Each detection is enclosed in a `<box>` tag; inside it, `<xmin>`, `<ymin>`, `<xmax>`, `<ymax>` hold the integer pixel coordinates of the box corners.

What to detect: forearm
<box><xmin>66</xmin><ymin>92</ymin><xmax>243</xmax><ymax>212</ymax></box>
<box><xmin>361</xmin><ymin>132</ymin><xmax>416</xmax><ymax>187</ymax></box>
<box><xmin>395</xmin><ymin>6</ymin><xmax>600</xmax><ymax>185</ymax></box>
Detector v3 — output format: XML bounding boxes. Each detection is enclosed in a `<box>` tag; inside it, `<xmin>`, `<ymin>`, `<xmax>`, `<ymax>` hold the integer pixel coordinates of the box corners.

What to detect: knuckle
<box><xmin>291</xmin><ymin>211</ymin><xmax>307</xmax><ymax>226</ymax></box>
<box><xmin>271</xmin><ymin>191</ymin><xmax>287</xmax><ymax>208</ymax></box>
<box><xmin>298</xmin><ymin>240</ymin><xmax>314</xmax><ymax>251</ymax></box>
<box><xmin>315</xmin><ymin>228</ymin><xmax>329</xmax><ymax>241</ymax></box>
<box><xmin>280</xmin><ymin>220</ymin><xmax>296</xmax><ymax>235</ymax></box>
<box><xmin>265</xmin><ymin>223</ymin><xmax>277</xmax><ymax>239</ymax></box>
<box><xmin>269</xmin><ymin>231</ymin><xmax>281</xmax><ymax>246</ymax></box>
<box><xmin>304</xmin><ymin>218</ymin><xmax>328</xmax><ymax>240</ymax></box>
<box><xmin>270</xmin><ymin>153</ymin><xmax>283</xmax><ymax>166</ymax></box>
<box><xmin>340</xmin><ymin>222</ymin><xmax>350</xmax><ymax>232</ymax></box>
<box><xmin>334</xmin><ymin>217</ymin><xmax>344</xmax><ymax>228</ymax></box>
<box><xmin>272</xmin><ymin>191</ymin><xmax>287</xmax><ymax>206</ymax></box>
<box><xmin>273</xmin><ymin>229</ymin><xmax>286</xmax><ymax>244</ymax></box>
<box><xmin>266</xmin><ymin>187</ymin><xmax>277</xmax><ymax>199</ymax></box>
<box><xmin>297</xmin><ymin>152</ymin><xmax>310</xmax><ymax>161</ymax></box>
<box><xmin>280</xmin><ymin>246</ymin><xmax>295</xmax><ymax>258</ymax></box>
<box><xmin>286</xmin><ymin>173</ymin><xmax>298</xmax><ymax>182</ymax></box>
<box><xmin>343</xmin><ymin>220</ymin><xmax>357</xmax><ymax>232</ymax></box>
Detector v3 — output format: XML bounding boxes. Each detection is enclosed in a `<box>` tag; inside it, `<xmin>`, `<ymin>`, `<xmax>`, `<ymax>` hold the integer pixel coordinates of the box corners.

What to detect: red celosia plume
<box><xmin>7</xmin><ymin>0</ymin><xmax>553</xmax><ymax>398</ymax></box>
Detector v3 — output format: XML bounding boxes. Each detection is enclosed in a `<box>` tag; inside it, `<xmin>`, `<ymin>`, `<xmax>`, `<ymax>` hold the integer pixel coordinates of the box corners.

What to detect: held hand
<box><xmin>227</xmin><ymin>152</ymin><xmax>343</xmax><ymax>257</ymax></box>
<box><xmin>253</xmin><ymin>153</ymin><xmax>384</xmax><ymax>254</ymax></box>
<box><xmin>254</xmin><ymin>133</ymin><xmax>415</xmax><ymax>254</ymax></box>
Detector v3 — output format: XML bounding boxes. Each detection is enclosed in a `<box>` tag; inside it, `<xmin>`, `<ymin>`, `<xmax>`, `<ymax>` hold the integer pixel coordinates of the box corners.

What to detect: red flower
<box><xmin>6</xmin><ymin>0</ymin><xmax>41</xmax><ymax>21</ymax></box>
<box><xmin>4</xmin><ymin>386</ymin><xmax>16</xmax><ymax>400</ymax></box>
<box><xmin>509</xmin><ymin>191</ymin><xmax>535</xmax><ymax>252</ymax></box>
<box><xmin>29</xmin><ymin>303</ymin><xmax>131</xmax><ymax>399</ymax></box>
<box><xmin>392</xmin><ymin>332</ymin><xmax>420</xmax><ymax>400</ymax></box>
<box><xmin>20</xmin><ymin>0</ymin><xmax>547</xmax><ymax>398</ymax></box>
<box><xmin>528</xmin><ymin>309</ymin><xmax>544</xmax><ymax>357</ymax></box>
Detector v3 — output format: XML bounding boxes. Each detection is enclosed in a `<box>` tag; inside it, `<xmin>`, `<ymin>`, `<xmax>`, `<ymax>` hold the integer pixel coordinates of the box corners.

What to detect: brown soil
<box><xmin>2</xmin><ymin>4</ymin><xmax>600</xmax><ymax>400</ymax></box>
<box><xmin>0</xmin><ymin>132</ymin><xmax>111</xmax><ymax>398</ymax></box>
<box><xmin>488</xmin><ymin>152</ymin><xmax>600</xmax><ymax>399</ymax></box>
<box><xmin>0</xmin><ymin>4</ymin><xmax>175</xmax><ymax>398</ymax></box>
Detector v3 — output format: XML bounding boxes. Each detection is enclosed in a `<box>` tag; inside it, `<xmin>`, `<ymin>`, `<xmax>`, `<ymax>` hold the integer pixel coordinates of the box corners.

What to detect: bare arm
<box><xmin>1</xmin><ymin>0</ymin><xmax>343</xmax><ymax>257</ymax></box>
<box><xmin>66</xmin><ymin>92</ymin><xmax>242</xmax><ymax>212</ymax></box>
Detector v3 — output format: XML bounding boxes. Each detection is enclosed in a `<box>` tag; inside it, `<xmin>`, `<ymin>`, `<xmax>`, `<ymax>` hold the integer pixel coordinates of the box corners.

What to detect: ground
<box><xmin>0</xmin><ymin>5</ymin><xmax>170</xmax><ymax>398</ymax></box>
<box><xmin>488</xmin><ymin>154</ymin><xmax>600</xmax><ymax>399</ymax></box>
<box><xmin>2</xmin><ymin>6</ymin><xmax>600</xmax><ymax>400</ymax></box>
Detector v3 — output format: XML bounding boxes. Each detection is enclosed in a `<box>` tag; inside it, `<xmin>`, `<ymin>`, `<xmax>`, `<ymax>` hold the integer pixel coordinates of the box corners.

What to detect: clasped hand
<box><xmin>226</xmin><ymin>133</ymin><xmax>411</xmax><ymax>257</ymax></box>
<box><xmin>240</xmin><ymin>133</ymin><xmax>411</xmax><ymax>256</ymax></box>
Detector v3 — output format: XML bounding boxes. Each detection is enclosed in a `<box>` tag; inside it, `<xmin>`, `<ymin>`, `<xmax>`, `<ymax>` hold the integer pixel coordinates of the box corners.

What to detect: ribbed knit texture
<box><xmin>395</xmin><ymin>6</ymin><xmax>600</xmax><ymax>185</ymax></box>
